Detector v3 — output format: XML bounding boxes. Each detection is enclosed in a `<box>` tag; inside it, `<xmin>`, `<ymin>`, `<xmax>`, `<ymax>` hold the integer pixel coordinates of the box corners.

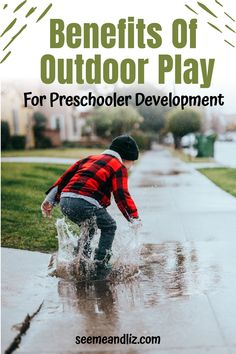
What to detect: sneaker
<box><xmin>95</xmin><ymin>263</ymin><xmax>112</xmax><ymax>280</ymax></box>
<box><xmin>93</xmin><ymin>248</ymin><xmax>113</xmax><ymax>280</ymax></box>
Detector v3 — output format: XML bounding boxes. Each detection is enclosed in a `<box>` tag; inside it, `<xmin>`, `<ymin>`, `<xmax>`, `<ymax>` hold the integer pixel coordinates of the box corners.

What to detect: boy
<box><xmin>41</xmin><ymin>135</ymin><xmax>141</xmax><ymax>278</ymax></box>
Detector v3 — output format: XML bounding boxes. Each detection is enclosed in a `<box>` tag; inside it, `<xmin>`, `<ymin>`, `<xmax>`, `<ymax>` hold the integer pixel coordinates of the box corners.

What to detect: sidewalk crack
<box><xmin>4</xmin><ymin>301</ymin><xmax>44</xmax><ymax>354</ymax></box>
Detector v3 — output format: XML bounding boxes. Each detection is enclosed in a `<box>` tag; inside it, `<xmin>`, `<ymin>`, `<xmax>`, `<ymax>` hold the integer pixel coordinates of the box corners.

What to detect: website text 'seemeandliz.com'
<box><xmin>75</xmin><ymin>334</ymin><xmax>161</xmax><ymax>345</ymax></box>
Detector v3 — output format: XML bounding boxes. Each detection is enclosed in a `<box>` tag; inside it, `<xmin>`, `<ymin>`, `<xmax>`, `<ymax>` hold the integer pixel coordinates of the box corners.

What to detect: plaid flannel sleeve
<box><xmin>45</xmin><ymin>160</ymin><xmax>81</xmax><ymax>202</ymax></box>
<box><xmin>112</xmin><ymin>166</ymin><xmax>138</xmax><ymax>221</ymax></box>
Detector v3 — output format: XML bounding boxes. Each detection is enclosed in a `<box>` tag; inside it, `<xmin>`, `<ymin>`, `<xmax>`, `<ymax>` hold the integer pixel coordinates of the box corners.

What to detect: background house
<box><xmin>1</xmin><ymin>81</ymin><xmax>92</xmax><ymax>148</ymax></box>
<box><xmin>1</xmin><ymin>83</ymin><xmax>35</xmax><ymax>148</ymax></box>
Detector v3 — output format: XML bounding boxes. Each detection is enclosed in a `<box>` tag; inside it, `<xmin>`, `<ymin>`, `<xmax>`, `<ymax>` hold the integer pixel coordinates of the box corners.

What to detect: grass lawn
<box><xmin>198</xmin><ymin>168</ymin><xmax>236</xmax><ymax>198</ymax></box>
<box><xmin>1</xmin><ymin>148</ymin><xmax>103</xmax><ymax>158</ymax></box>
<box><xmin>1</xmin><ymin>163</ymin><xmax>74</xmax><ymax>253</ymax></box>
<box><xmin>168</xmin><ymin>147</ymin><xmax>215</xmax><ymax>163</ymax></box>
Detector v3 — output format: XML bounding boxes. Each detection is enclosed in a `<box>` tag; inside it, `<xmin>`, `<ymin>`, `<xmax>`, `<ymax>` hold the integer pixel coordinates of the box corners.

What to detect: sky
<box><xmin>0</xmin><ymin>0</ymin><xmax>235</xmax><ymax>113</ymax></box>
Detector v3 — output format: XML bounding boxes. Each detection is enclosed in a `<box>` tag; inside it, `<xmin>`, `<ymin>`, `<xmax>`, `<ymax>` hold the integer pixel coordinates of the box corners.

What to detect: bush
<box><xmin>62</xmin><ymin>140</ymin><xmax>107</xmax><ymax>149</ymax></box>
<box><xmin>36</xmin><ymin>136</ymin><xmax>52</xmax><ymax>149</ymax></box>
<box><xmin>166</xmin><ymin>108</ymin><xmax>202</xmax><ymax>149</ymax></box>
<box><xmin>1</xmin><ymin>121</ymin><xmax>11</xmax><ymax>150</ymax></box>
<box><xmin>33</xmin><ymin>112</ymin><xmax>52</xmax><ymax>148</ymax></box>
<box><xmin>10</xmin><ymin>135</ymin><xmax>26</xmax><ymax>150</ymax></box>
<box><xmin>117</xmin><ymin>84</ymin><xmax>168</xmax><ymax>133</ymax></box>
<box><xmin>88</xmin><ymin>106</ymin><xmax>142</xmax><ymax>139</ymax></box>
<box><xmin>130</xmin><ymin>131</ymin><xmax>152</xmax><ymax>150</ymax></box>
<box><xmin>62</xmin><ymin>140</ymin><xmax>78</xmax><ymax>148</ymax></box>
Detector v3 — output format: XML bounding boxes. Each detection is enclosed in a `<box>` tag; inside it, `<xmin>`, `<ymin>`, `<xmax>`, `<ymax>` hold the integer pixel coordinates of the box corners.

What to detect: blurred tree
<box><xmin>167</xmin><ymin>109</ymin><xmax>202</xmax><ymax>149</ymax></box>
<box><xmin>87</xmin><ymin>106</ymin><xmax>142</xmax><ymax>139</ymax></box>
<box><xmin>117</xmin><ymin>84</ymin><xmax>169</xmax><ymax>134</ymax></box>
<box><xmin>130</xmin><ymin>130</ymin><xmax>152</xmax><ymax>150</ymax></box>
<box><xmin>11</xmin><ymin>136</ymin><xmax>26</xmax><ymax>150</ymax></box>
<box><xmin>33</xmin><ymin>112</ymin><xmax>52</xmax><ymax>148</ymax></box>
<box><xmin>1</xmin><ymin>121</ymin><xmax>11</xmax><ymax>150</ymax></box>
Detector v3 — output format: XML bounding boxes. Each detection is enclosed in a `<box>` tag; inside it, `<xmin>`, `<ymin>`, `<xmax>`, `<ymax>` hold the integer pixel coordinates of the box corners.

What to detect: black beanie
<box><xmin>109</xmin><ymin>135</ymin><xmax>139</xmax><ymax>161</ymax></box>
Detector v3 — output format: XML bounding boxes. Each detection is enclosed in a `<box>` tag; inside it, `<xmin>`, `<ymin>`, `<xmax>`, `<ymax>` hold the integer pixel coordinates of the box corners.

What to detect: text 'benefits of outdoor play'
<box><xmin>41</xmin><ymin>17</ymin><xmax>216</xmax><ymax>88</ymax></box>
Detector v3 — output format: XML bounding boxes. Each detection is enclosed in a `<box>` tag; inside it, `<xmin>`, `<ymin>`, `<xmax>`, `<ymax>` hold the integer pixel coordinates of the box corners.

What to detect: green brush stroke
<box><xmin>197</xmin><ymin>2</ymin><xmax>218</xmax><ymax>18</ymax></box>
<box><xmin>1</xmin><ymin>18</ymin><xmax>17</xmax><ymax>37</ymax></box>
<box><xmin>36</xmin><ymin>3</ymin><xmax>52</xmax><ymax>23</ymax></box>
<box><xmin>208</xmin><ymin>22</ymin><xmax>222</xmax><ymax>33</ymax></box>
<box><xmin>224</xmin><ymin>39</ymin><xmax>235</xmax><ymax>47</ymax></box>
<box><xmin>0</xmin><ymin>50</ymin><xmax>11</xmax><ymax>64</ymax></box>
<box><xmin>224</xmin><ymin>12</ymin><xmax>235</xmax><ymax>22</ymax></box>
<box><xmin>14</xmin><ymin>0</ymin><xmax>27</xmax><ymax>13</ymax></box>
<box><xmin>215</xmin><ymin>0</ymin><xmax>223</xmax><ymax>7</ymax></box>
<box><xmin>25</xmin><ymin>7</ymin><xmax>37</xmax><ymax>18</ymax></box>
<box><xmin>225</xmin><ymin>24</ymin><xmax>236</xmax><ymax>33</ymax></box>
<box><xmin>3</xmin><ymin>24</ymin><xmax>27</xmax><ymax>51</ymax></box>
<box><xmin>185</xmin><ymin>4</ymin><xmax>198</xmax><ymax>15</ymax></box>
<box><xmin>3</xmin><ymin>4</ymin><xmax>8</xmax><ymax>9</ymax></box>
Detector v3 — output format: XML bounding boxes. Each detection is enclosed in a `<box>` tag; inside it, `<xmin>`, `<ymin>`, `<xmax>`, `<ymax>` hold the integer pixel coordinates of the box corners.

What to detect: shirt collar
<box><xmin>102</xmin><ymin>149</ymin><xmax>122</xmax><ymax>163</ymax></box>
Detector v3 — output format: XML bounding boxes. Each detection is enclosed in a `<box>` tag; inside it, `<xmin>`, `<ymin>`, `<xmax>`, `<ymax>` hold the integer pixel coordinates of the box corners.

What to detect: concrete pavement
<box><xmin>215</xmin><ymin>142</ymin><xmax>236</xmax><ymax>168</ymax></box>
<box><xmin>1</xmin><ymin>249</ymin><xmax>55</xmax><ymax>352</ymax></box>
<box><xmin>1</xmin><ymin>157</ymin><xmax>76</xmax><ymax>165</ymax></box>
<box><xmin>2</xmin><ymin>147</ymin><xmax>236</xmax><ymax>354</ymax></box>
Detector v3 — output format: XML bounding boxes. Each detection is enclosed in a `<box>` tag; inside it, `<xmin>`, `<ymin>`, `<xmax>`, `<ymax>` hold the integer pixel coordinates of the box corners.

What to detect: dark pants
<box><xmin>60</xmin><ymin>197</ymin><xmax>117</xmax><ymax>261</ymax></box>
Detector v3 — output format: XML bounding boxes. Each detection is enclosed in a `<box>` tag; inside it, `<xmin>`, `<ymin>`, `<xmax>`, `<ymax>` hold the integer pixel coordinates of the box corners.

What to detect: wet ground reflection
<box><xmin>14</xmin><ymin>243</ymin><xmax>231</xmax><ymax>353</ymax></box>
<box><xmin>140</xmin><ymin>242</ymin><xmax>221</xmax><ymax>300</ymax></box>
<box><xmin>57</xmin><ymin>242</ymin><xmax>221</xmax><ymax>321</ymax></box>
<box><xmin>58</xmin><ymin>280</ymin><xmax>120</xmax><ymax>334</ymax></box>
<box><xmin>138</xmin><ymin>167</ymin><xmax>191</xmax><ymax>188</ymax></box>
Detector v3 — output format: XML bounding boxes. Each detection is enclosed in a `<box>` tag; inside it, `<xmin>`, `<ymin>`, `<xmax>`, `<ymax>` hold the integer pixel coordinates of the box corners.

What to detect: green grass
<box><xmin>198</xmin><ymin>168</ymin><xmax>236</xmax><ymax>198</ymax></box>
<box><xmin>1</xmin><ymin>163</ymin><xmax>74</xmax><ymax>253</ymax></box>
<box><xmin>168</xmin><ymin>147</ymin><xmax>215</xmax><ymax>163</ymax></box>
<box><xmin>1</xmin><ymin>148</ymin><xmax>103</xmax><ymax>158</ymax></box>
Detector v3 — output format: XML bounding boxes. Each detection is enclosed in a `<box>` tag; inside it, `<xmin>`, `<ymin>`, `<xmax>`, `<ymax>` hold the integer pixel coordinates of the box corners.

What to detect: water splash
<box><xmin>48</xmin><ymin>217</ymin><xmax>143</xmax><ymax>282</ymax></box>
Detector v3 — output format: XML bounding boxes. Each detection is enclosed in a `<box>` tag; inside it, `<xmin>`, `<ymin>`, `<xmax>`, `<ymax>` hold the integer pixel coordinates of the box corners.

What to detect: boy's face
<box><xmin>122</xmin><ymin>160</ymin><xmax>135</xmax><ymax>170</ymax></box>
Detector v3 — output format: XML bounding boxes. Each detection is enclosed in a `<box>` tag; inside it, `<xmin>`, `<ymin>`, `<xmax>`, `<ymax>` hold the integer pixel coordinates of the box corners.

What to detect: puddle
<box><xmin>49</xmin><ymin>240</ymin><xmax>222</xmax><ymax>333</ymax></box>
<box><xmin>138</xmin><ymin>181</ymin><xmax>190</xmax><ymax>188</ymax></box>
<box><xmin>48</xmin><ymin>218</ymin><xmax>142</xmax><ymax>283</ymax></box>
<box><xmin>49</xmin><ymin>219</ymin><xmax>221</xmax><ymax>301</ymax></box>
<box><xmin>14</xmin><ymin>228</ymin><xmax>226</xmax><ymax>352</ymax></box>
<box><xmin>39</xmin><ymin>218</ymin><xmax>224</xmax><ymax>351</ymax></box>
<box><xmin>137</xmin><ymin>168</ymin><xmax>191</xmax><ymax>188</ymax></box>
<box><xmin>139</xmin><ymin>242</ymin><xmax>221</xmax><ymax>299</ymax></box>
<box><xmin>146</xmin><ymin>169</ymin><xmax>190</xmax><ymax>176</ymax></box>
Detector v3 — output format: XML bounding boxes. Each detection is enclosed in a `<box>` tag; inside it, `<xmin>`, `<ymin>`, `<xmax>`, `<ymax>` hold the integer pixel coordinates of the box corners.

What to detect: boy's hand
<box><xmin>130</xmin><ymin>218</ymin><xmax>142</xmax><ymax>233</ymax></box>
<box><xmin>41</xmin><ymin>201</ymin><xmax>54</xmax><ymax>218</ymax></box>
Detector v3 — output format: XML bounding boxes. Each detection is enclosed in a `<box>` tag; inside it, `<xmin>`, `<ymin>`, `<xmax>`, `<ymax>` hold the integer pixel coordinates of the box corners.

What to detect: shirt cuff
<box><xmin>44</xmin><ymin>186</ymin><xmax>58</xmax><ymax>205</ymax></box>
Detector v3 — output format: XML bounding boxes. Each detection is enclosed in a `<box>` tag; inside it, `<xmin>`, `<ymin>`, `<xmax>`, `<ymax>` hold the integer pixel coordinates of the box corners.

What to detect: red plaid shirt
<box><xmin>46</xmin><ymin>153</ymin><xmax>138</xmax><ymax>221</ymax></box>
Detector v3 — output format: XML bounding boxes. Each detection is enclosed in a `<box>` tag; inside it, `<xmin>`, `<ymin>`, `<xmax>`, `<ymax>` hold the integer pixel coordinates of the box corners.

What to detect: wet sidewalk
<box><xmin>2</xmin><ymin>147</ymin><xmax>236</xmax><ymax>354</ymax></box>
<box><xmin>1</xmin><ymin>249</ymin><xmax>55</xmax><ymax>352</ymax></box>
